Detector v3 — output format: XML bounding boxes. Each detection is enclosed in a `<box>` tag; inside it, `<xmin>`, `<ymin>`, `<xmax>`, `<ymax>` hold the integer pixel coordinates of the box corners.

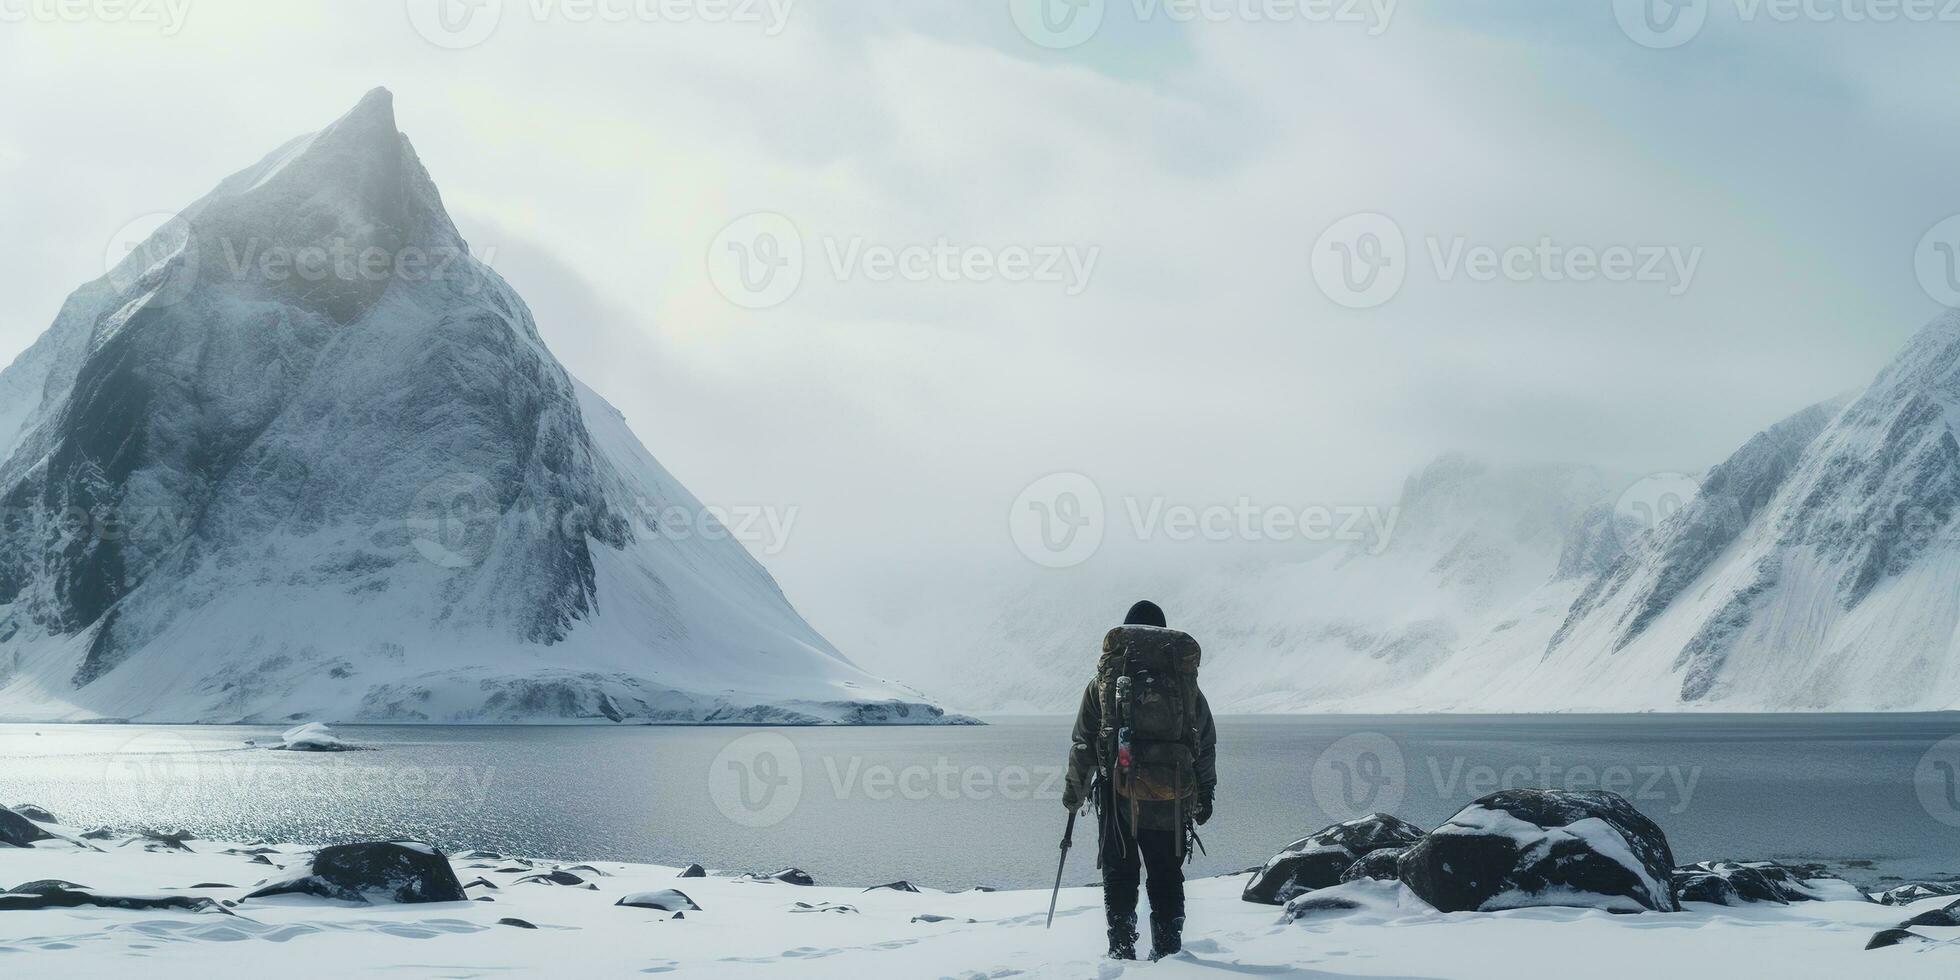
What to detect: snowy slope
<box><xmin>0</xmin><ymin>89</ymin><xmax>955</xmax><ymax>725</ymax></box>
<box><xmin>1518</xmin><ymin>313</ymin><xmax>1960</xmax><ymax>711</ymax></box>
<box><xmin>5</xmin><ymin>829</ymin><xmax>1954</xmax><ymax>979</ymax></box>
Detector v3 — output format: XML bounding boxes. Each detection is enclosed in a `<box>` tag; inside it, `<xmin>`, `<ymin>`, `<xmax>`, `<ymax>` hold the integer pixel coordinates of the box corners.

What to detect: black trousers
<box><xmin>1100</xmin><ymin>808</ymin><xmax>1184</xmax><ymax>923</ymax></box>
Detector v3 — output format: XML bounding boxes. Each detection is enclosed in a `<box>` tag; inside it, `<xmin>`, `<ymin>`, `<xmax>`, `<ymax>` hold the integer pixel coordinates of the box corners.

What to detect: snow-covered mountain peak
<box><xmin>0</xmin><ymin>93</ymin><xmax>957</xmax><ymax>725</ymax></box>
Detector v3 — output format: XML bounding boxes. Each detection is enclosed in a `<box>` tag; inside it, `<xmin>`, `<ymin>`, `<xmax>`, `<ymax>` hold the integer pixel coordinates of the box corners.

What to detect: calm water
<box><xmin>2</xmin><ymin>715</ymin><xmax>1957</xmax><ymax>891</ymax></box>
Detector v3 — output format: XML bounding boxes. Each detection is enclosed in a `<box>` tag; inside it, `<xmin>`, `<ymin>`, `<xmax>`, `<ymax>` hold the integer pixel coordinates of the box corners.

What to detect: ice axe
<box><xmin>1045</xmin><ymin>808</ymin><xmax>1076</xmax><ymax>928</ymax></box>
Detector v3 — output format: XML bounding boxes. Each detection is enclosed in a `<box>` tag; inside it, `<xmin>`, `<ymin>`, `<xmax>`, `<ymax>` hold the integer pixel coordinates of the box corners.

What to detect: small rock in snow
<box><xmin>616</xmin><ymin>890</ymin><xmax>702</xmax><ymax>912</ymax></box>
<box><xmin>497</xmin><ymin>917</ymin><xmax>538</xmax><ymax>929</ymax></box>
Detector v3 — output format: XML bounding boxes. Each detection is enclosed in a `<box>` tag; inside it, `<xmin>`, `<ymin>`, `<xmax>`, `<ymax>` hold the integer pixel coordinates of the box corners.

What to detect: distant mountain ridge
<box><xmin>0</xmin><ymin>89</ymin><xmax>958</xmax><ymax>725</ymax></box>
<box><xmin>894</xmin><ymin>315</ymin><xmax>1960</xmax><ymax>713</ymax></box>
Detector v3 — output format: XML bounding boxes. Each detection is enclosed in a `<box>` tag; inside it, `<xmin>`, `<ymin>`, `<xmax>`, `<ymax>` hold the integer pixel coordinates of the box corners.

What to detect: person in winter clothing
<box><xmin>1061</xmin><ymin>600</ymin><xmax>1218</xmax><ymax>961</ymax></box>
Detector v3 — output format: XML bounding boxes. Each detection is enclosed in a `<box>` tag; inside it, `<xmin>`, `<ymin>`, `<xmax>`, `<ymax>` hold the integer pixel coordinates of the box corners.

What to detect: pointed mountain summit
<box><xmin>0</xmin><ymin>90</ymin><xmax>960</xmax><ymax>724</ymax></box>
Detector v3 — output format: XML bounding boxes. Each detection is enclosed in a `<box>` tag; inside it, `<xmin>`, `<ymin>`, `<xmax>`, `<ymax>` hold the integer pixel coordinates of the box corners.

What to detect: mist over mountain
<box><xmin>865</xmin><ymin>315</ymin><xmax>1960</xmax><ymax>713</ymax></box>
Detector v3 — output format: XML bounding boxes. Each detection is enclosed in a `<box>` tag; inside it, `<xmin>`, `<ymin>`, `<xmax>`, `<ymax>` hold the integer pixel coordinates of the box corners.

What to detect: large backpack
<box><xmin>1095</xmin><ymin>625</ymin><xmax>1202</xmax><ymax>816</ymax></box>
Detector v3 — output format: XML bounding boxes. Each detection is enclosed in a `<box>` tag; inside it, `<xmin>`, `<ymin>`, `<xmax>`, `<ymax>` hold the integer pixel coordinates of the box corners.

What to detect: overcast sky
<box><xmin>3</xmin><ymin>1</ymin><xmax>1958</xmax><ymax>669</ymax></box>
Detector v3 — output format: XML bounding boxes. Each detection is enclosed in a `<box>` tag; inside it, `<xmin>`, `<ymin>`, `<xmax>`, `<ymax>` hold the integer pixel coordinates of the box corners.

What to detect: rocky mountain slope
<box><xmin>0</xmin><ymin>89</ymin><xmax>954</xmax><ymax>725</ymax></box>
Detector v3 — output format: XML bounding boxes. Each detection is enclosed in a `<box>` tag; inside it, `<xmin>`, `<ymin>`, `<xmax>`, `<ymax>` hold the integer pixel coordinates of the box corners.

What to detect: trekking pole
<box><xmin>1044</xmin><ymin>808</ymin><xmax>1076</xmax><ymax>929</ymax></box>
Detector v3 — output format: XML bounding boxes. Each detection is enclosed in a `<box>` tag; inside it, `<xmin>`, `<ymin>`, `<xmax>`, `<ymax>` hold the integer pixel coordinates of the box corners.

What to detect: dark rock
<box><xmin>187</xmin><ymin>882</ymin><xmax>234</xmax><ymax>889</ymax></box>
<box><xmin>790</xmin><ymin>901</ymin><xmax>857</xmax><ymax>914</ymax></box>
<box><xmin>1672</xmin><ymin>861</ymin><xmax>1862</xmax><ymax>906</ymax></box>
<box><xmin>8</xmin><ymin>880</ymin><xmax>90</xmax><ymax>894</ymax></box>
<box><xmin>243</xmin><ymin>841</ymin><xmax>466</xmax><ymax>904</ymax></box>
<box><xmin>458</xmin><ymin>850</ymin><xmax>504</xmax><ymax>860</ymax></box>
<box><xmin>124</xmin><ymin>830</ymin><xmax>196</xmax><ymax>852</ymax></box>
<box><xmin>464</xmin><ymin>877</ymin><xmax>501</xmax><ymax>890</ymax></box>
<box><xmin>221</xmin><ymin>846</ymin><xmax>282</xmax><ymax>856</ymax></box>
<box><xmin>493</xmin><ymin>866</ymin><xmax>531</xmax><ymax>874</ymax></box>
<box><xmin>497</xmin><ymin>917</ymin><xmax>537</xmax><ymax>929</ymax></box>
<box><xmin>1900</xmin><ymin>899</ymin><xmax>1960</xmax><ymax>929</ymax></box>
<box><xmin>10</xmin><ymin>804</ymin><xmax>56</xmax><ymax>823</ymax></box>
<box><xmin>1397</xmin><ymin>790</ymin><xmax>1678</xmax><ymax>913</ymax></box>
<box><xmin>1876</xmin><ymin>881</ymin><xmax>1960</xmax><ymax>906</ymax></box>
<box><xmin>865</xmin><ymin>880</ymin><xmax>921</xmax><ymax>893</ymax></box>
<box><xmin>513</xmin><ymin>870</ymin><xmax>585</xmax><ymax>886</ymax></box>
<box><xmin>678</xmin><ymin>863</ymin><xmax>706</xmax><ymax>878</ymax></box>
<box><xmin>1242</xmin><ymin>814</ymin><xmax>1426</xmax><ymax>905</ymax></box>
<box><xmin>742</xmin><ymin>868</ymin><xmax>814</xmax><ymax>886</ymax></box>
<box><xmin>1866</xmin><ymin>928</ymin><xmax>1933</xmax><ymax>950</ymax></box>
<box><xmin>671</xmin><ymin>911</ymin><xmax>683</xmax><ymax>920</ymax></box>
<box><xmin>1340</xmin><ymin>847</ymin><xmax>1407</xmax><ymax>883</ymax></box>
<box><xmin>616</xmin><ymin>889</ymin><xmax>701</xmax><ymax>912</ymax></box>
<box><xmin>912</xmin><ymin>913</ymin><xmax>974</xmax><ymax>923</ymax></box>
<box><xmin>560</xmin><ymin>864</ymin><xmax>610</xmax><ymax>877</ymax></box>
<box><xmin>474</xmin><ymin>896</ymin><xmax>496</xmax><ymax>902</ymax></box>
<box><xmin>0</xmin><ymin>886</ymin><xmax>231</xmax><ymax>915</ymax></box>
<box><xmin>79</xmin><ymin>828</ymin><xmax>116</xmax><ymax>840</ymax></box>
<box><xmin>249</xmin><ymin>855</ymin><xmax>275</xmax><ymax>865</ymax></box>
<box><xmin>0</xmin><ymin>808</ymin><xmax>52</xmax><ymax>848</ymax></box>
<box><xmin>963</xmin><ymin>886</ymin><xmax>997</xmax><ymax>893</ymax></box>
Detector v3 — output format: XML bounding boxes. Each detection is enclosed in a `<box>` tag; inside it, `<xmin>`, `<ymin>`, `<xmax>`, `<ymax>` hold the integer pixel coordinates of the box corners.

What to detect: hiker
<box><xmin>1061</xmin><ymin>600</ymin><xmax>1218</xmax><ymax>961</ymax></box>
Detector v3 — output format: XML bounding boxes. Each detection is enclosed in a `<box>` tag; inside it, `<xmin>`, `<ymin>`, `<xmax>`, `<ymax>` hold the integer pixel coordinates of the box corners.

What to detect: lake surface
<box><xmin>3</xmin><ymin>715</ymin><xmax>1958</xmax><ymax>891</ymax></box>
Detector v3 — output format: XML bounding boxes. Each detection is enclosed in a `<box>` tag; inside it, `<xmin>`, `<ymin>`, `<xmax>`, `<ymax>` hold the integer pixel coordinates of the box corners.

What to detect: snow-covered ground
<box><xmin>4</xmin><ymin>828</ymin><xmax>1955</xmax><ymax>978</ymax></box>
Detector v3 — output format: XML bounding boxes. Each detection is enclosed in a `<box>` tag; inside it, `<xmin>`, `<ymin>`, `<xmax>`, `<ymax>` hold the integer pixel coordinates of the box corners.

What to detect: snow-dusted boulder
<box><xmin>1866</xmin><ymin>928</ymin><xmax>1938</xmax><ymax>950</ymax></box>
<box><xmin>741</xmin><ymin>868</ymin><xmax>814</xmax><ymax>886</ymax></box>
<box><xmin>1339</xmin><ymin>846</ymin><xmax>1407</xmax><ymax>883</ymax></box>
<box><xmin>616</xmin><ymin>889</ymin><xmax>701</xmax><ymax>912</ymax></box>
<box><xmin>262</xmin><ymin>723</ymin><xmax>364</xmax><ymax>752</ymax></box>
<box><xmin>0</xmin><ymin>885</ymin><xmax>230</xmax><ymax>914</ymax></box>
<box><xmin>1242</xmin><ymin>813</ymin><xmax>1425</xmax><ymax>905</ymax></box>
<box><xmin>244</xmin><ymin>841</ymin><xmax>465</xmax><ymax>904</ymax></box>
<box><xmin>1279</xmin><ymin>878</ymin><xmax>1419</xmax><ymax>923</ymax></box>
<box><xmin>9</xmin><ymin>804</ymin><xmax>55</xmax><ymax>823</ymax></box>
<box><xmin>1899</xmin><ymin>899</ymin><xmax>1960</xmax><ymax>929</ymax></box>
<box><xmin>0</xmin><ymin>808</ymin><xmax>52</xmax><ymax>848</ymax></box>
<box><xmin>1396</xmin><ymin>790</ymin><xmax>1678</xmax><ymax>913</ymax></box>
<box><xmin>1875</xmin><ymin>881</ymin><xmax>1960</xmax><ymax>906</ymax></box>
<box><xmin>678</xmin><ymin>863</ymin><xmax>706</xmax><ymax>878</ymax></box>
<box><xmin>1672</xmin><ymin>861</ymin><xmax>1867</xmax><ymax>906</ymax></box>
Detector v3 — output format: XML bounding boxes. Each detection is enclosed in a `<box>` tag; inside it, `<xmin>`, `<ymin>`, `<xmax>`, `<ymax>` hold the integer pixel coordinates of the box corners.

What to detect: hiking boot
<box><xmin>1147</xmin><ymin>914</ymin><xmax>1183</xmax><ymax>961</ymax></box>
<box><xmin>1104</xmin><ymin>880</ymin><xmax>1140</xmax><ymax>960</ymax></box>
<box><xmin>1105</xmin><ymin>911</ymin><xmax>1138</xmax><ymax>959</ymax></box>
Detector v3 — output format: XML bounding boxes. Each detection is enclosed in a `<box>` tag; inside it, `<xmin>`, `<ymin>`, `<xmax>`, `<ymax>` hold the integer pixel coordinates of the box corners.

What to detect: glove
<box><xmin>1063</xmin><ymin>786</ymin><xmax>1081</xmax><ymax>812</ymax></box>
<box><xmin>1194</xmin><ymin>794</ymin><xmax>1213</xmax><ymax>826</ymax></box>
